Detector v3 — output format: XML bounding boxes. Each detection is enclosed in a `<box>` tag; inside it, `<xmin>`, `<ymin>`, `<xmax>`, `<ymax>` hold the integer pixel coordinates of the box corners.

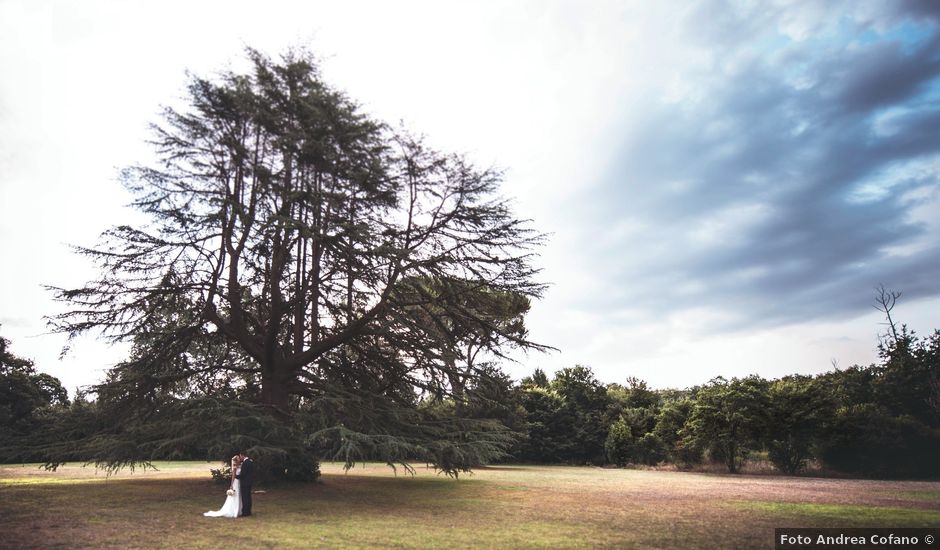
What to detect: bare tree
<box><xmin>873</xmin><ymin>284</ymin><xmax>901</xmax><ymax>343</ymax></box>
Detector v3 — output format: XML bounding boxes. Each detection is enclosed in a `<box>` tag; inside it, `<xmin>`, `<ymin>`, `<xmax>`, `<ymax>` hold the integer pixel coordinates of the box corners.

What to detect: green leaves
<box><xmin>40</xmin><ymin>46</ymin><xmax>551</xmax><ymax>480</ymax></box>
<box><xmin>686</xmin><ymin>376</ymin><xmax>770</xmax><ymax>473</ymax></box>
<box><xmin>0</xmin><ymin>331</ymin><xmax>69</xmax><ymax>453</ymax></box>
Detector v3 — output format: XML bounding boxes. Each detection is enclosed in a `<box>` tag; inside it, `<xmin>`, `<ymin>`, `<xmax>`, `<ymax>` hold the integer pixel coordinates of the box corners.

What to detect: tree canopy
<box><xmin>44</xmin><ymin>49</ymin><xmax>546</xmax><ymax>477</ymax></box>
<box><xmin>1</xmin><ymin>329</ymin><xmax>68</xmax><ymax>439</ymax></box>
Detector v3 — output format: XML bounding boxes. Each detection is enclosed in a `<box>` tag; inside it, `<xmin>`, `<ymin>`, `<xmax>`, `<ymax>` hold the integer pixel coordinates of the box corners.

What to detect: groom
<box><xmin>235</xmin><ymin>451</ymin><xmax>254</xmax><ymax>517</ymax></box>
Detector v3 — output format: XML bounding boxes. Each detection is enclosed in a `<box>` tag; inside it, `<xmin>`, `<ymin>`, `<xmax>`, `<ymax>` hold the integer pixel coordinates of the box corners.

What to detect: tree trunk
<box><xmin>727</xmin><ymin>430</ymin><xmax>738</xmax><ymax>473</ymax></box>
<box><xmin>260</xmin><ymin>363</ymin><xmax>291</xmax><ymax>414</ymax></box>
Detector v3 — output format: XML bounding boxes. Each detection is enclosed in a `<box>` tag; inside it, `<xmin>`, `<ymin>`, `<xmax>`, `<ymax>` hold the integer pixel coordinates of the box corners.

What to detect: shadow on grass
<box><xmin>0</xmin><ymin>472</ymin><xmax>521</xmax><ymax>549</ymax></box>
<box><xmin>4</xmin><ymin>465</ymin><xmax>940</xmax><ymax>549</ymax></box>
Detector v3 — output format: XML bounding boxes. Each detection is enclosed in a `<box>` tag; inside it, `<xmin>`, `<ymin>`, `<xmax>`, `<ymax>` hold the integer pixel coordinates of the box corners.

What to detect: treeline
<box><xmin>2</xmin><ymin>326</ymin><xmax>938</xmax><ymax>479</ymax></box>
<box><xmin>457</xmin><ymin>326</ymin><xmax>940</xmax><ymax>478</ymax></box>
<box><xmin>0</xmin><ymin>334</ymin><xmax>70</xmax><ymax>445</ymax></box>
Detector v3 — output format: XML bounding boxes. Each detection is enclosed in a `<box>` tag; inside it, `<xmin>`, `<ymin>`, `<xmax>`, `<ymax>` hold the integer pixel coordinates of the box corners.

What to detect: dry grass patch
<box><xmin>1</xmin><ymin>462</ymin><xmax>937</xmax><ymax>549</ymax></box>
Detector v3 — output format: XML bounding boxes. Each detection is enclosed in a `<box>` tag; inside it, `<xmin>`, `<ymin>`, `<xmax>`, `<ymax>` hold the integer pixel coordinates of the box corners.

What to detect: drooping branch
<box><xmin>46</xmin><ymin>48</ymin><xmax>548</xmax><ymax>475</ymax></box>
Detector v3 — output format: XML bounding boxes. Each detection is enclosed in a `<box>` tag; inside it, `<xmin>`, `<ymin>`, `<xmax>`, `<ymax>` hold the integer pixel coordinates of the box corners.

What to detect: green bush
<box><xmin>270</xmin><ymin>449</ymin><xmax>322</xmax><ymax>482</ymax></box>
<box><xmin>819</xmin><ymin>405</ymin><xmax>940</xmax><ymax>478</ymax></box>
<box><xmin>209</xmin><ymin>463</ymin><xmax>232</xmax><ymax>484</ymax></box>
<box><xmin>605</xmin><ymin>417</ymin><xmax>634</xmax><ymax>466</ymax></box>
<box><xmin>634</xmin><ymin>433</ymin><xmax>665</xmax><ymax>465</ymax></box>
<box><xmin>673</xmin><ymin>436</ymin><xmax>704</xmax><ymax>468</ymax></box>
<box><xmin>209</xmin><ymin>448</ymin><xmax>321</xmax><ymax>485</ymax></box>
<box><xmin>768</xmin><ymin>437</ymin><xmax>810</xmax><ymax>475</ymax></box>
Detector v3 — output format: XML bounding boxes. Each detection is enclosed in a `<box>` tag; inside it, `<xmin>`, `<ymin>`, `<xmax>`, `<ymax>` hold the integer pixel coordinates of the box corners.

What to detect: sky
<box><xmin>1</xmin><ymin>0</ymin><xmax>939</xmax><ymax>393</ymax></box>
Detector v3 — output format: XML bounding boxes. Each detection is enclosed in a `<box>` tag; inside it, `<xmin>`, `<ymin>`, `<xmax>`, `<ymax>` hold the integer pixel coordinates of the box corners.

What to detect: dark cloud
<box><xmin>572</xmin><ymin>1</ymin><xmax>940</xmax><ymax>331</ymax></box>
<box><xmin>898</xmin><ymin>0</ymin><xmax>940</xmax><ymax>22</ymax></box>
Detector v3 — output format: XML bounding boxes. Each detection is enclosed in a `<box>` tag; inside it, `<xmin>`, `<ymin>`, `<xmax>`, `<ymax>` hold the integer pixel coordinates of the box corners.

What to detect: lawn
<box><xmin>1</xmin><ymin>462</ymin><xmax>938</xmax><ymax>549</ymax></box>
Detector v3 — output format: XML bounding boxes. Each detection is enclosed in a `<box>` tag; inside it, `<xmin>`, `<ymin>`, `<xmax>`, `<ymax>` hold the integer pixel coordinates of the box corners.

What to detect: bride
<box><xmin>204</xmin><ymin>456</ymin><xmax>242</xmax><ymax>518</ymax></box>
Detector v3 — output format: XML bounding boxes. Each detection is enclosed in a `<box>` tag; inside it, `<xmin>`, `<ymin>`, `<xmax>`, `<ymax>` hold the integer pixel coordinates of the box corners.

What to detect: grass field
<box><xmin>1</xmin><ymin>462</ymin><xmax>938</xmax><ymax>549</ymax></box>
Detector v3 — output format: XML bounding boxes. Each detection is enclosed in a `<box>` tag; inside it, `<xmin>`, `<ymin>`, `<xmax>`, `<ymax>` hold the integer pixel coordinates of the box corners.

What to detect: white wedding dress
<box><xmin>204</xmin><ymin>465</ymin><xmax>242</xmax><ymax>518</ymax></box>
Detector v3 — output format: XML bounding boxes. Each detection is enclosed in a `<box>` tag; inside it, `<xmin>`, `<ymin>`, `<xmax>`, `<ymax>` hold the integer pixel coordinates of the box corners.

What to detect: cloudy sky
<box><xmin>1</xmin><ymin>0</ymin><xmax>939</xmax><ymax>392</ymax></box>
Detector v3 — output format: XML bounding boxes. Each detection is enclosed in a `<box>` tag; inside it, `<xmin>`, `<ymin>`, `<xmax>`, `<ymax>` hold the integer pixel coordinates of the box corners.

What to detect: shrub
<box><xmin>209</xmin><ymin>463</ymin><xmax>232</xmax><ymax>484</ymax></box>
<box><xmin>819</xmin><ymin>405</ymin><xmax>940</xmax><ymax>478</ymax></box>
<box><xmin>635</xmin><ymin>433</ymin><xmax>666</xmax><ymax>465</ymax></box>
<box><xmin>605</xmin><ymin>417</ymin><xmax>634</xmax><ymax>466</ymax></box>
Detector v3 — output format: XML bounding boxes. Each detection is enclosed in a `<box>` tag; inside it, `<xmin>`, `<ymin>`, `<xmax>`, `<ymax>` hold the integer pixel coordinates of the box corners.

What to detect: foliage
<box><xmin>516</xmin><ymin>386</ymin><xmax>570</xmax><ymax>462</ymax></box>
<box><xmin>510</xmin><ymin>318</ymin><xmax>939</xmax><ymax>477</ymax></box>
<box><xmin>604</xmin><ymin>416</ymin><xmax>634</xmax><ymax>466</ymax></box>
<box><xmin>686</xmin><ymin>376</ymin><xmax>770</xmax><ymax>473</ymax></box>
<box><xmin>305</xmin><ymin>390</ymin><xmax>515</xmax><ymax>477</ymax></box>
<box><xmin>519</xmin><ymin>367</ymin><xmax>549</xmax><ymax>389</ymax></box>
<box><xmin>209</xmin><ymin>463</ymin><xmax>232</xmax><ymax>484</ymax></box>
<box><xmin>817</xmin><ymin>404</ymin><xmax>940</xmax><ymax>478</ymax></box>
<box><xmin>1</xmin><ymin>331</ymin><xmax>69</xmax><ymax>416</ymax></box>
<box><xmin>40</xmin><ymin>48</ymin><xmax>546</xmax><ymax>477</ymax></box>
<box><xmin>550</xmin><ymin>366</ymin><xmax>612</xmax><ymax>464</ymax></box>
<box><xmin>459</xmin><ymin>364</ymin><xmax>528</xmax><ymax>460</ymax></box>
<box><xmin>395</xmin><ymin>277</ymin><xmax>533</xmax><ymax>395</ymax></box>
<box><xmin>609</xmin><ymin>377</ymin><xmax>660</xmax><ymax>410</ymax></box>
<box><xmin>874</xmin><ymin>327</ymin><xmax>939</xmax><ymax>427</ymax></box>
<box><xmin>653</xmin><ymin>398</ymin><xmax>702</xmax><ymax>466</ymax></box>
<box><xmin>634</xmin><ymin>433</ymin><xmax>666</xmax><ymax>465</ymax></box>
<box><xmin>764</xmin><ymin>375</ymin><xmax>833</xmax><ymax>474</ymax></box>
<box><xmin>0</xmin><ymin>330</ymin><xmax>69</xmax><ymax>461</ymax></box>
<box><xmin>814</xmin><ymin>325</ymin><xmax>940</xmax><ymax>478</ymax></box>
<box><xmin>10</xmin><ymin>254</ymin><xmax>939</xmax><ymax>480</ymax></box>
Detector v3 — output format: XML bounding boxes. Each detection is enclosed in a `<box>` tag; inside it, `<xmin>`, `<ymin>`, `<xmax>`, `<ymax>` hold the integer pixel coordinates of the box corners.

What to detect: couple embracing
<box><xmin>204</xmin><ymin>451</ymin><xmax>254</xmax><ymax>518</ymax></box>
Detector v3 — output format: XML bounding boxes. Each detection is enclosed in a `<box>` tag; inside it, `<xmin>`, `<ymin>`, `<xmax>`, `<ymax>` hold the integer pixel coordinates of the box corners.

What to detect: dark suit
<box><xmin>235</xmin><ymin>457</ymin><xmax>254</xmax><ymax>516</ymax></box>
